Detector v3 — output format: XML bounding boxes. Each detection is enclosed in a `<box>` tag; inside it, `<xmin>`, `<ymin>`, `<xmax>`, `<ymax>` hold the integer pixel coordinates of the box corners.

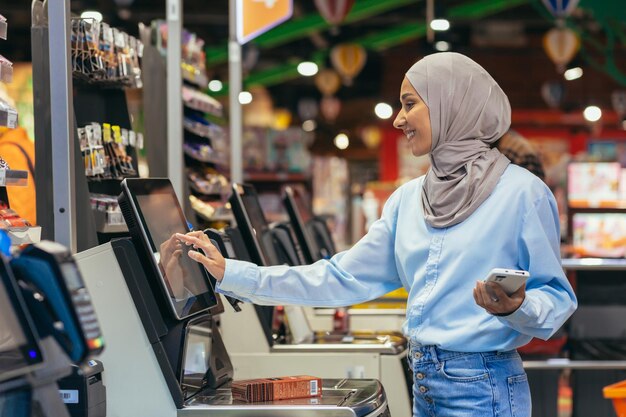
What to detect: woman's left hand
<box><xmin>473</xmin><ymin>280</ymin><xmax>525</xmax><ymax>316</ymax></box>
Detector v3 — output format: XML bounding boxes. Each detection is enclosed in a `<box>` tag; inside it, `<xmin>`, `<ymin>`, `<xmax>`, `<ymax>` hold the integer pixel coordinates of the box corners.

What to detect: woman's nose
<box><xmin>393</xmin><ymin>111</ymin><xmax>404</xmax><ymax>129</ymax></box>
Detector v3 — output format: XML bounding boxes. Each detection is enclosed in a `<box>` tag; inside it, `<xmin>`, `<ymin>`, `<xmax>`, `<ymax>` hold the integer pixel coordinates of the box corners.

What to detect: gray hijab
<box><xmin>405</xmin><ymin>52</ymin><xmax>511</xmax><ymax>228</ymax></box>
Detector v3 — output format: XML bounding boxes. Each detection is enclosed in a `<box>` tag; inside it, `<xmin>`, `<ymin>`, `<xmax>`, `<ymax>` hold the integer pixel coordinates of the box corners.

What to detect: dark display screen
<box><xmin>122</xmin><ymin>179</ymin><xmax>218</xmax><ymax>319</ymax></box>
<box><xmin>283</xmin><ymin>186</ymin><xmax>319</xmax><ymax>264</ymax></box>
<box><xmin>231</xmin><ymin>184</ymin><xmax>280</xmax><ymax>266</ymax></box>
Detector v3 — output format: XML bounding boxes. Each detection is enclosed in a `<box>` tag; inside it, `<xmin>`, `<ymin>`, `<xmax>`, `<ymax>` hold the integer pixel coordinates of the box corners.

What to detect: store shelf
<box><xmin>562</xmin><ymin>258</ymin><xmax>626</xmax><ymax>271</ymax></box>
<box><xmin>93</xmin><ymin>209</ymin><xmax>128</xmax><ymax>234</ymax></box>
<box><xmin>244</xmin><ymin>172</ymin><xmax>310</xmax><ymax>183</ymax></box>
<box><xmin>0</xmin><ymin>169</ymin><xmax>28</xmax><ymax>186</ymax></box>
<box><xmin>7</xmin><ymin>226</ymin><xmax>42</xmax><ymax>245</ymax></box>
<box><xmin>523</xmin><ymin>360</ymin><xmax>626</xmax><ymax>370</ymax></box>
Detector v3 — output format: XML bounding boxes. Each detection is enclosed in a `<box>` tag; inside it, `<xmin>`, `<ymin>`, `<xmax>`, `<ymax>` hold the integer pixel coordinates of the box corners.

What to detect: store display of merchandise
<box><xmin>77</xmin><ymin>122</ymin><xmax>142</xmax><ymax>179</ymax></box>
<box><xmin>0</xmin><ymin>205</ymin><xmax>31</xmax><ymax>229</ymax></box>
<box><xmin>187</xmin><ymin>167</ymin><xmax>230</xmax><ymax>196</ymax></box>
<box><xmin>182</xmin><ymin>85</ymin><xmax>223</xmax><ymax>117</ymax></box>
<box><xmin>183</xmin><ymin>115</ymin><xmax>225</xmax><ymax>141</ymax></box>
<box><xmin>152</xmin><ymin>20</ymin><xmax>208</xmax><ymax>88</ymax></box>
<box><xmin>0</xmin><ymin>14</ymin><xmax>17</xmax><ymax>129</ymax></box>
<box><xmin>183</xmin><ymin>142</ymin><xmax>222</xmax><ymax>165</ymax></box>
<box><xmin>0</xmin><ymin>14</ymin><xmax>7</xmax><ymax>40</ymax></box>
<box><xmin>0</xmin><ymin>54</ymin><xmax>12</xmax><ymax>83</ymax></box>
<box><xmin>90</xmin><ymin>193</ymin><xmax>125</xmax><ymax>226</ymax></box>
<box><xmin>70</xmin><ymin>17</ymin><xmax>143</xmax><ymax>87</ymax></box>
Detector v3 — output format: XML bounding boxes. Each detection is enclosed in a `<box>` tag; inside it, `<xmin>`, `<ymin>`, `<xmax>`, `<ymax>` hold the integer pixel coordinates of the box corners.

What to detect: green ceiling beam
<box><xmin>206</xmin><ymin>0</ymin><xmax>418</xmax><ymax>65</ymax></box>
<box><xmin>448</xmin><ymin>0</ymin><xmax>529</xmax><ymax>19</ymax></box>
<box><xmin>216</xmin><ymin>0</ymin><xmax>529</xmax><ymax>94</ymax></box>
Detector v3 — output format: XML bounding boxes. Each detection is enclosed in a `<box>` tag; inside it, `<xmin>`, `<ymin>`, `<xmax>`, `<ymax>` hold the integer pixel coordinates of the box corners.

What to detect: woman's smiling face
<box><xmin>393</xmin><ymin>77</ymin><xmax>432</xmax><ymax>157</ymax></box>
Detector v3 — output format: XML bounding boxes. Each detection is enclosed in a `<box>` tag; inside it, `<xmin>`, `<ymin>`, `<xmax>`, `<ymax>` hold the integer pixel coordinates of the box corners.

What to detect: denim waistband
<box><xmin>408</xmin><ymin>341</ymin><xmax>518</xmax><ymax>363</ymax></box>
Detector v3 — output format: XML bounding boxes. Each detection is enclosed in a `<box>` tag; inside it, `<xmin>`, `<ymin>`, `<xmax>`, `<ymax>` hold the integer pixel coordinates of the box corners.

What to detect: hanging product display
<box><xmin>314</xmin><ymin>68</ymin><xmax>341</xmax><ymax>97</ymax></box>
<box><xmin>77</xmin><ymin>122</ymin><xmax>143</xmax><ymax>179</ymax></box>
<box><xmin>70</xmin><ymin>18</ymin><xmax>143</xmax><ymax>87</ymax></box>
<box><xmin>0</xmin><ymin>14</ymin><xmax>17</xmax><ymax>129</ymax></box>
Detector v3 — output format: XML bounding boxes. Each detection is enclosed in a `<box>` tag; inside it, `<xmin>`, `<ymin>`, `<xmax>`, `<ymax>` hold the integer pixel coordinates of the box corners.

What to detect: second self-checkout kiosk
<box><xmin>217</xmin><ymin>183</ymin><xmax>412</xmax><ymax>417</ymax></box>
<box><xmin>75</xmin><ymin>178</ymin><xmax>393</xmax><ymax>417</ymax></box>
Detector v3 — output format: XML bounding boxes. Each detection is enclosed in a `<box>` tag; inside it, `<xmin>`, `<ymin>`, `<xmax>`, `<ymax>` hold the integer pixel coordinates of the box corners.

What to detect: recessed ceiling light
<box><xmin>430</xmin><ymin>19</ymin><xmax>450</xmax><ymax>31</ymax></box>
<box><xmin>81</xmin><ymin>10</ymin><xmax>103</xmax><ymax>22</ymax></box>
<box><xmin>302</xmin><ymin>120</ymin><xmax>317</xmax><ymax>132</ymax></box>
<box><xmin>208</xmin><ymin>80</ymin><xmax>223</xmax><ymax>92</ymax></box>
<box><xmin>435</xmin><ymin>41</ymin><xmax>450</xmax><ymax>52</ymax></box>
<box><xmin>297</xmin><ymin>61</ymin><xmax>319</xmax><ymax>77</ymax></box>
<box><xmin>374</xmin><ymin>103</ymin><xmax>393</xmax><ymax>119</ymax></box>
<box><xmin>564</xmin><ymin>67</ymin><xmax>583</xmax><ymax>81</ymax></box>
<box><xmin>238</xmin><ymin>91</ymin><xmax>253</xmax><ymax>105</ymax></box>
<box><xmin>334</xmin><ymin>133</ymin><xmax>349</xmax><ymax>150</ymax></box>
<box><xmin>583</xmin><ymin>105</ymin><xmax>601</xmax><ymax>122</ymax></box>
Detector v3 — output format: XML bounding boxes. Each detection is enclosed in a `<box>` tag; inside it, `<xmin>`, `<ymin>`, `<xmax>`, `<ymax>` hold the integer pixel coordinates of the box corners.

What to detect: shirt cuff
<box><xmin>496</xmin><ymin>296</ymin><xmax>533</xmax><ymax>326</ymax></box>
<box><xmin>216</xmin><ymin>258</ymin><xmax>259</xmax><ymax>297</ymax></box>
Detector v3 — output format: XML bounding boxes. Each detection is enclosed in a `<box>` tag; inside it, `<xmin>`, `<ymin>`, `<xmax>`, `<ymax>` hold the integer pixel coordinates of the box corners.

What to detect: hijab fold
<box><xmin>405</xmin><ymin>53</ymin><xmax>511</xmax><ymax>228</ymax></box>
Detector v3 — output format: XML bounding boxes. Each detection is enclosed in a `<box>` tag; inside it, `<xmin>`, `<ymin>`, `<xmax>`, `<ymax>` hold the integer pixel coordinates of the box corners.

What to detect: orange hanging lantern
<box><xmin>314</xmin><ymin>68</ymin><xmax>342</xmax><ymax>97</ymax></box>
<box><xmin>314</xmin><ymin>0</ymin><xmax>355</xmax><ymax>26</ymax></box>
<box><xmin>330</xmin><ymin>43</ymin><xmax>366</xmax><ymax>85</ymax></box>
<box><xmin>543</xmin><ymin>27</ymin><xmax>580</xmax><ymax>73</ymax></box>
<box><xmin>320</xmin><ymin>96</ymin><xmax>341</xmax><ymax>122</ymax></box>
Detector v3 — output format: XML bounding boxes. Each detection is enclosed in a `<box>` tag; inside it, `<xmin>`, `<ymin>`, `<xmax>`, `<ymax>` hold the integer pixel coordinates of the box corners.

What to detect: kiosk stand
<box><xmin>75</xmin><ymin>178</ymin><xmax>392</xmax><ymax>417</ymax></box>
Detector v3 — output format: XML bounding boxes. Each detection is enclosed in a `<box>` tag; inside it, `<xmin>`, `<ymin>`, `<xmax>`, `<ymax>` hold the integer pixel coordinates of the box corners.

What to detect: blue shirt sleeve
<box><xmin>497</xmin><ymin>187</ymin><xmax>577</xmax><ymax>340</ymax></box>
<box><xmin>216</xmin><ymin>190</ymin><xmax>404</xmax><ymax>307</ymax></box>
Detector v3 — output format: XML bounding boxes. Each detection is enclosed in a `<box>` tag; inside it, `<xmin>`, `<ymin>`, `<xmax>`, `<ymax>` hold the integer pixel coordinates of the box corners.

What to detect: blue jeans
<box><xmin>408</xmin><ymin>343</ymin><xmax>531</xmax><ymax>417</ymax></box>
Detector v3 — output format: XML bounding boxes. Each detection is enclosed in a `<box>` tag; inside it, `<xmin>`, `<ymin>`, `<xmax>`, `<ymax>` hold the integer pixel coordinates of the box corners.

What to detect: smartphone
<box><xmin>484</xmin><ymin>268</ymin><xmax>529</xmax><ymax>295</ymax></box>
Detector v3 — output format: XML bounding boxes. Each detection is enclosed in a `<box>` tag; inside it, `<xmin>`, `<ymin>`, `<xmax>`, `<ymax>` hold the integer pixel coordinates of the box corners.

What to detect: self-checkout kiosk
<box><xmin>75</xmin><ymin>178</ymin><xmax>392</xmax><ymax>417</ymax></box>
<box><xmin>219</xmin><ymin>183</ymin><xmax>412</xmax><ymax>417</ymax></box>
<box><xmin>0</xmin><ymin>241</ymin><xmax>106</xmax><ymax>417</ymax></box>
<box><xmin>283</xmin><ymin>186</ymin><xmax>407</xmax><ymax>334</ymax></box>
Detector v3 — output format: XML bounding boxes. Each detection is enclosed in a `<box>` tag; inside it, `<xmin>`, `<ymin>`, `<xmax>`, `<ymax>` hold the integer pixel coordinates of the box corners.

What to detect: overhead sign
<box><xmin>236</xmin><ymin>0</ymin><xmax>293</xmax><ymax>44</ymax></box>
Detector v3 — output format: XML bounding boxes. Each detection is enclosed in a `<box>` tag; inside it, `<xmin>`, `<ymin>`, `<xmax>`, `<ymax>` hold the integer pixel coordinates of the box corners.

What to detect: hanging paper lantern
<box><xmin>314</xmin><ymin>68</ymin><xmax>342</xmax><ymax>97</ymax></box>
<box><xmin>540</xmin><ymin>81</ymin><xmax>565</xmax><ymax>109</ymax></box>
<box><xmin>272</xmin><ymin>108</ymin><xmax>292</xmax><ymax>131</ymax></box>
<box><xmin>314</xmin><ymin>0</ymin><xmax>356</xmax><ymax>26</ymax></box>
<box><xmin>541</xmin><ymin>0</ymin><xmax>580</xmax><ymax>18</ymax></box>
<box><xmin>543</xmin><ymin>27</ymin><xmax>580</xmax><ymax>72</ymax></box>
<box><xmin>297</xmin><ymin>98</ymin><xmax>318</xmax><ymax>120</ymax></box>
<box><xmin>611</xmin><ymin>91</ymin><xmax>626</xmax><ymax>117</ymax></box>
<box><xmin>330</xmin><ymin>43</ymin><xmax>366</xmax><ymax>86</ymax></box>
<box><xmin>361</xmin><ymin>125</ymin><xmax>382</xmax><ymax>149</ymax></box>
<box><xmin>320</xmin><ymin>96</ymin><xmax>341</xmax><ymax>122</ymax></box>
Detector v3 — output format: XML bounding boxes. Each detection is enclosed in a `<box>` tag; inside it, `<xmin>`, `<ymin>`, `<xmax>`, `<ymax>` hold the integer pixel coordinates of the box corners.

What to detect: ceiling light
<box><xmin>583</xmin><ymin>105</ymin><xmax>602</xmax><ymax>122</ymax></box>
<box><xmin>208</xmin><ymin>80</ymin><xmax>223</xmax><ymax>92</ymax></box>
<box><xmin>430</xmin><ymin>19</ymin><xmax>450</xmax><ymax>31</ymax></box>
<box><xmin>297</xmin><ymin>61</ymin><xmax>319</xmax><ymax>77</ymax></box>
<box><xmin>81</xmin><ymin>10</ymin><xmax>103</xmax><ymax>22</ymax></box>
<box><xmin>302</xmin><ymin>120</ymin><xmax>317</xmax><ymax>132</ymax></box>
<box><xmin>374</xmin><ymin>103</ymin><xmax>393</xmax><ymax>119</ymax></box>
<box><xmin>238</xmin><ymin>91</ymin><xmax>253</xmax><ymax>105</ymax></box>
<box><xmin>435</xmin><ymin>41</ymin><xmax>450</xmax><ymax>52</ymax></box>
<box><xmin>334</xmin><ymin>133</ymin><xmax>349</xmax><ymax>150</ymax></box>
<box><xmin>564</xmin><ymin>67</ymin><xmax>583</xmax><ymax>81</ymax></box>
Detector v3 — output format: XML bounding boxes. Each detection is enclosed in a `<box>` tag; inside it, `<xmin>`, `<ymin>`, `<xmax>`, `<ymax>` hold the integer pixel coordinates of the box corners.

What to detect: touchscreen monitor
<box><xmin>229</xmin><ymin>183</ymin><xmax>280</xmax><ymax>266</ymax></box>
<box><xmin>283</xmin><ymin>186</ymin><xmax>319</xmax><ymax>264</ymax></box>
<box><xmin>0</xmin><ymin>255</ymin><xmax>43</xmax><ymax>384</ymax></box>
<box><xmin>119</xmin><ymin>178</ymin><xmax>218</xmax><ymax>320</ymax></box>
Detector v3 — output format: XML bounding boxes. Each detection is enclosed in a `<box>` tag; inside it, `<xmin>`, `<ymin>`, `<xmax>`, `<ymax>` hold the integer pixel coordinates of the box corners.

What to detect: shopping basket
<box><xmin>603</xmin><ymin>380</ymin><xmax>626</xmax><ymax>416</ymax></box>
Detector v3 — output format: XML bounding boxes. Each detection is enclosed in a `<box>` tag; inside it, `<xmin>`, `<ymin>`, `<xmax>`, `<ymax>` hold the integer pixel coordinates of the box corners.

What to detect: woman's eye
<box><xmin>404</xmin><ymin>102</ymin><xmax>414</xmax><ymax>110</ymax></box>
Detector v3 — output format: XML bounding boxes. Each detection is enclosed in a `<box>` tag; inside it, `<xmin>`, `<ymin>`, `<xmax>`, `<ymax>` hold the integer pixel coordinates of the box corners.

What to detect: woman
<box><xmin>178</xmin><ymin>52</ymin><xmax>577</xmax><ymax>417</ymax></box>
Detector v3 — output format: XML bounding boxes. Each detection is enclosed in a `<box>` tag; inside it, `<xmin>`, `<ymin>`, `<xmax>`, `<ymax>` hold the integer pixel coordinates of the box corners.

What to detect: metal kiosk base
<box><xmin>75</xmin><ymin>242</ymin><xmax>391</xmax><ymax>417</ymax></box>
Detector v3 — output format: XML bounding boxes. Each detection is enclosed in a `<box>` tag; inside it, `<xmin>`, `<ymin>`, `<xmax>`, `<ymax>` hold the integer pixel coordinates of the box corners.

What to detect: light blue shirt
<box><xmin>217</xmin><ymin>165</ymin><xmax>577</xmax><ymax>352</ymax></box>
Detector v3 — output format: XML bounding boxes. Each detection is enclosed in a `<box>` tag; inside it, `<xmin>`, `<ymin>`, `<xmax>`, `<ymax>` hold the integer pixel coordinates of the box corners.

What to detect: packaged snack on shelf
<box><xmin>0</xmin><ymin>98</ymin><xmax>18</xmax><ymax>129</ymax></box>
<box><xmin>0</xmin><ymin>14</ymin><xmax>7</xmax><ymax>40</ymax></box>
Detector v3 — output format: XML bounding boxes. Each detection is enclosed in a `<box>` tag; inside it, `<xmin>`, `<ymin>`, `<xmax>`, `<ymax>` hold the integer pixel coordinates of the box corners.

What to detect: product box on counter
<box><xmin>231</xmin><ymin>375</ymin><xmax>322</xmax><ymax>402</ymax></box>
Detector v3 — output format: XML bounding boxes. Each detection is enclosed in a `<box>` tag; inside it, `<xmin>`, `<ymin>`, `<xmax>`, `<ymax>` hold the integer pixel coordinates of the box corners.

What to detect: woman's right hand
<box><xmin>175</xmin><ymin>232</ymin><xmax>226</xmax><ymax>281</ymax></box>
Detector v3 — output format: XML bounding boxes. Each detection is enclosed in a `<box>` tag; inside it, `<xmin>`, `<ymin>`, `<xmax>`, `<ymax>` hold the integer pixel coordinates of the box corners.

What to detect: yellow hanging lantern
<box><xmin>330</xmin><ymin>43</ymin><xmax>366</xmax><ymax>86</ymax></box>
<box><xmin>361</xmin><ymin>125</ymin><xmax>382</xmax><ymax>149</ymax></box>
<box><xmin>543</xmin><ymin>27</ymin><xmax>580</xmax><ymax>73</ymax></box>
<box><xmin>314</xmin><ymin>69</ymin><xmax>342</xmax><ymax>97</ymax></box>
<box><xmin>272</xmin><ymin>108</ymin><xmax>292</xmax><ymax>131</ymax></box>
